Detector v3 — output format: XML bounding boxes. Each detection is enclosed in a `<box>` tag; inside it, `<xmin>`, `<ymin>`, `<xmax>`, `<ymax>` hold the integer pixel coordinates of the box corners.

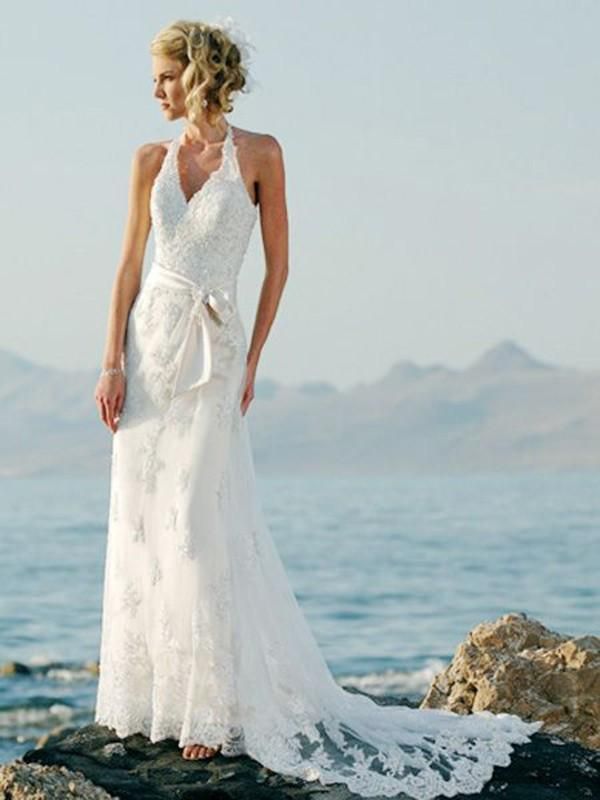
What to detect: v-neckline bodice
<box><xmin>174</xmin><ymin>122</ymin><xmax>232</xmax><ymax>209</ymax></box>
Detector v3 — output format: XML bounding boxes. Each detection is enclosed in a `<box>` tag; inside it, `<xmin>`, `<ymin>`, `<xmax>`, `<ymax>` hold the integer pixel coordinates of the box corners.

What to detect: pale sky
<box><xmin>2</xmin><ymin>0</ymin><xmax>598</xmax><ymax>390</ymax></box>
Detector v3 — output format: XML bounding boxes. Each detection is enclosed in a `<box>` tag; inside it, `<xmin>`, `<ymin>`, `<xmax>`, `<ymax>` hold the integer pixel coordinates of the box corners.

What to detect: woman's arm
<box><xmin>95</xmin><ymin>143</ymin><xmax>162</xmax><ymax>432</ymax></box>
<box><xmin>241</xmin><ymin>135</ymin><xmax>289</xmax><ymax>415</ymax></box>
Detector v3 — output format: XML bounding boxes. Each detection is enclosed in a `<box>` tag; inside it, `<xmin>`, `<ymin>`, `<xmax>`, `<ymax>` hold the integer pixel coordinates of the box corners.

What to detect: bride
<box><xmin>93</xmin><ymin>16</ymin><xmax>543</xmax><ymax>799</ymax></box>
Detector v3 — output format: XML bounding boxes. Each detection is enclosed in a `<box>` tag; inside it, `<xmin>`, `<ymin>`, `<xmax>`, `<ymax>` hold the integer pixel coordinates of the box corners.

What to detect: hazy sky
<box><xmin>2</xmin><ymin>1</ymin><xmax>598</xmax><ymax>390</ymax></box>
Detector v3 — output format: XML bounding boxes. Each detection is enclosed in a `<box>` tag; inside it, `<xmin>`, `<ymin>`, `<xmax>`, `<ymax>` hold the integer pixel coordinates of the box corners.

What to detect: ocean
<box><xmin>1</xmin><ymin>470</ymin><xmax>598</xmax><ymax>764</ymax></box>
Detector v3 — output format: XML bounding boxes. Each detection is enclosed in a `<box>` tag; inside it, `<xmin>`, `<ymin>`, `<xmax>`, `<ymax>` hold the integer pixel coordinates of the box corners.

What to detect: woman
<box><xmin>93</xmin><ymin>17</ymin><xmax>543</xmax><ymax>799</ymax></box>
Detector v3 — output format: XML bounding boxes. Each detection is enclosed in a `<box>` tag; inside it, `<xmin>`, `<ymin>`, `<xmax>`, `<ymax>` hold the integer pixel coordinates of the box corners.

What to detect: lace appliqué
<box><xmin>135</xmin><ymin>419</ymin><xmax>167</xmax><ymax>494</ymax></box>
<box><xmin>151</xmin><ymin>558</ymin><xmax>163</xmax><ymax>586</ymax></box>
<box><xmin>176</xmin><ymin>466</ymin><xmax>192</xmax><ymax>493</ymax></box>
<box><xmin>165</xmin><ymin>394</ymin><xmax>196</xmax><ymax>436</ymax></box>
<box><xmin>172</xmin><ymin>467</ymin><xmax>196</xmax><ymax>559</ymax></box>
<box><xmin>132</xmin><ymin>514</ymin><xmax>145</xmax><ymax>544</ymax></box>
<box><xmin>121</xmin><ymin>581</ymin><xmax>142</xmax><ymax>618</ymax></box>
<box><xmin>216</xmin><ymin>468</ymin><xmax>230</xmax><ymax>512</ymax></box>
<box><xmin>176</xmin><ymin>523</ymin><xmax>197</xmax><ymax>560</ymax></box>
<box><xmin>246</xmin><ymin>526</ymin><xmax>261</xmax><ymax>570</ymax></box>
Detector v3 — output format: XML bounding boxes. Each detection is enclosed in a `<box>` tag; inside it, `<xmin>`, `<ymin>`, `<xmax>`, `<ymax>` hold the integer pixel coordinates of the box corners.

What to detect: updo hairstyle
<box><xmin>150</xmin><ymin>20</ymin><xmax>249</xmax><ymax>125</ymax></box>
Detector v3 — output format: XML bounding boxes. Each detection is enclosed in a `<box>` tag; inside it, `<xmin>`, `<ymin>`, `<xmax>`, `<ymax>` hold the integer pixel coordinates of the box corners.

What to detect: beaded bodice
<box><xmin>149</xmin><ymin>121</ymin><xmax>258</xmax><ymax>299</ymax></box>
<box><xmin>121</xmin><ymin>121</ymin><xmax>258</xmax><ymax>412</ymax></box>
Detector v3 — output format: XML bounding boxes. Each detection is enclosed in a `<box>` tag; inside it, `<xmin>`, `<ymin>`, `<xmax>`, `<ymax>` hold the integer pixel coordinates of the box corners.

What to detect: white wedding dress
<box><xmin>94</xmin><ymin>120</ymin><xmax>543</xmax><ymax>799</ymax></box>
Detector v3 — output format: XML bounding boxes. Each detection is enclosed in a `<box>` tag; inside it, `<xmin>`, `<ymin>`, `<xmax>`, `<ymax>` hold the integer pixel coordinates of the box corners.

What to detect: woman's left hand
<box><xmin>240</xmin><ymin>360</ymin><xmax>257</xmax><ymax>416</ymax></box>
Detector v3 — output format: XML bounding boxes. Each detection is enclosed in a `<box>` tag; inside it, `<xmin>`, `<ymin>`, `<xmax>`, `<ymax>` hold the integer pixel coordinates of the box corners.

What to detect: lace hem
<box><xmin>95</xmin><ymin>696</ymin><xmax>542</xmax><ymax>799</ymax></box>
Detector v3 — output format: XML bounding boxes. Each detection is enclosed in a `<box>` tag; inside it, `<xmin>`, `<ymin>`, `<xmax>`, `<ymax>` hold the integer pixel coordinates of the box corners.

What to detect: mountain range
<box><xmin>1</xmin><ymin>340</ymin><xmax>598</xmax><ymax>477</ymax></box>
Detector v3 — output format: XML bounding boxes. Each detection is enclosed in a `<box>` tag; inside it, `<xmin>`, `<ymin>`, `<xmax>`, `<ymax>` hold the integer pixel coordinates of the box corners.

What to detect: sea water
<box><xmin>0</xmin><ymin>470</ymin><xmax>598</xmax><ymax>763</ymax></box>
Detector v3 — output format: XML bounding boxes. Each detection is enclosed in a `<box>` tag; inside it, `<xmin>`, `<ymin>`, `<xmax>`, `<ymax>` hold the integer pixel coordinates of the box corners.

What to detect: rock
<box><xmin>0</xmin><ymin>660</ymin><xmax>31</xmax><ymax>676</ymax></box>
<box><xmin>420</xmin><ymin>611</ymin><xmax>600</xmax><ymax>750</ymax></box>
<box><xmin>7</xmin><ymin>614</ymin><xmax>600</xmax><ymax>798</ymax></box>
<box><xmin>101</xmin><ymin>742</ymin><xmax>128</xmax><ymax>758</ymax></box>
<box><xmin>0</xmin><ymin>760</ymin><xmax>114</xmax><ymax>799</ymax></box>
<box><xmin>37</xmin><ymin>723</ymin><xmax>80</xmax><ymax>749</ymax></box>
<box><xmin>85</xmin><ymin>659</ymin><xmax>100</xmax><ymax>677</ymax></box>
<box><xmin>13</xmin><ymin>709</ymin><xmax>599</xmax><ymax>799</ymax></box>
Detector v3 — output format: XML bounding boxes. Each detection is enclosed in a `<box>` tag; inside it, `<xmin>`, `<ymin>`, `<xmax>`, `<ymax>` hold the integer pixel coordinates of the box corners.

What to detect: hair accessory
<box><xmin>210</xmin><ymin>15</ymin><xmax>259</xmax><ymax>93</ymax></box>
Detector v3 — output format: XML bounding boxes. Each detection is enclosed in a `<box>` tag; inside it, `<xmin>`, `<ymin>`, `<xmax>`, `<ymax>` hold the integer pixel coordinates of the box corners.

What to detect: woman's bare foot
<box><xmin>181</xmin><ymin>743</ymin><xmax>222</xmax><ymax>760</ymax></box>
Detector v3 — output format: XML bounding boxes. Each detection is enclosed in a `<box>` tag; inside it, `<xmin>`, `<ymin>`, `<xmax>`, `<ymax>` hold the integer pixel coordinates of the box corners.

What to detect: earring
<box><xmin>201</xmin><ymin>98</ymin><xmax>208</xmax><ymax>108</ymax></box>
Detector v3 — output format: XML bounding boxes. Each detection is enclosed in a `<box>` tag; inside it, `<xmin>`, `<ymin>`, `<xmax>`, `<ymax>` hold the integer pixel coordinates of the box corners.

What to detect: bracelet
<box><xmin>100</xmin><ymin>367</ymin><xmax>124</xmax><ymax>377</ymax></box>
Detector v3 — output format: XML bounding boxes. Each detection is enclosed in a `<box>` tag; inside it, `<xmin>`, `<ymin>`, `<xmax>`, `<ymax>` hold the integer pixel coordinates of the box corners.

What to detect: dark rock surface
<box><xmin>16</xmin><ymin>706</ymin><xmax>600</xmax><ymax>800</ymax></box>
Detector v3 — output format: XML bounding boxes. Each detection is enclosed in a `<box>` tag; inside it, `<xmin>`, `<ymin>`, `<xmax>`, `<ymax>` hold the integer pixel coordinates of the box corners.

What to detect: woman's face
<box><xmin>152</xmin><ymin>55</ymin><xmax>186</xmax><ymax>120</ymax></box>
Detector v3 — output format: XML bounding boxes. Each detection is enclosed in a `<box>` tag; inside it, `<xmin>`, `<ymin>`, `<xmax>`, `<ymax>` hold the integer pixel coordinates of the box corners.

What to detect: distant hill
<box><xmin>1</xmin><ymin>339</ymin><xmax>598</xmax><ymax>477</ymax></box>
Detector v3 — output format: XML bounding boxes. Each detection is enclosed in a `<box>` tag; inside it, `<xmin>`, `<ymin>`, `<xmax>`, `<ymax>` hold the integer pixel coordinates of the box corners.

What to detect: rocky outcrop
<box><xmin>7</xmin><ymin>703</ymin><xmax>598</xmax><ymax>799</ymax></box>
<box><xmin>0</xmin><ymin>759</ymin><xmax>113</xmax><ymax>799</ymax></box>
<box><xmin>3</xmin><ymin>613</ymin><xmax>599</xmax><ymax>798</ymax></box>
<box><xmin>420</xmin><ymin>611</ymin><xmax>600</xmax><ymax>750</ymax></box>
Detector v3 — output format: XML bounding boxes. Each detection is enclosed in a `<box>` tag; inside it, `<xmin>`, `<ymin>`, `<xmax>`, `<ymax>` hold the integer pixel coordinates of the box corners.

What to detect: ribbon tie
<box><xmin>147</xmin><ymin>261</ymin><xmax>236</xmax><ymax>397</ymax></box>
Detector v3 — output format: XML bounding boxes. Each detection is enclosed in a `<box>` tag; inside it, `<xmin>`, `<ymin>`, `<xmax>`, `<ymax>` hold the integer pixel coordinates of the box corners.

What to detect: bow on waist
<box><xmin>146</xmin><ymin>261</ymin><xmax>236</xmax><ymax>396</ymax></box>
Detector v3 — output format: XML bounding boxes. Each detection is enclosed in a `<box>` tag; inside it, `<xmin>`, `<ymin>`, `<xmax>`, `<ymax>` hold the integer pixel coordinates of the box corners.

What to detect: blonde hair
<box><xmin>150</xmin><ymin>19</ymin><xmax>249</xmax><ymax>126</ymax></box>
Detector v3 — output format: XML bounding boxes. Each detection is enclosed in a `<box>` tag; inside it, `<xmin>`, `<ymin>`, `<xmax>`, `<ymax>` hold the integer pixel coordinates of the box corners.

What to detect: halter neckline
<box><xmin>163</xmin><ymin>121</ymin><xmax>256</xmax><ymax>214</ymax></box>
<box><xmin>176</xmin><ymin>120</ymin><xmax>232</xmax><ymax>152</ymax></box>
<box><xmin>173</xmin><ymin>122</ymin><xmax>233</xmax><ymax>208</ymax></box>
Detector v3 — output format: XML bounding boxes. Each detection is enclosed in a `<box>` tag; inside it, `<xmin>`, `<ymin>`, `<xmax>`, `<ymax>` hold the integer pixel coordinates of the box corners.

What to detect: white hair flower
<box><xmin>210</xmin><ymin>14</ymin><xmax>259</xmax><ymax>93</ymax></box>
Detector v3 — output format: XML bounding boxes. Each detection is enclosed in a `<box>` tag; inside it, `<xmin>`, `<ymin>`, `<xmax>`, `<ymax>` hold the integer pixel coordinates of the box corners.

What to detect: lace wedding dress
<box><xmin>94</xmin><ymin>121</ymin><xmax>543</xmax><ymax>799</ymax></box>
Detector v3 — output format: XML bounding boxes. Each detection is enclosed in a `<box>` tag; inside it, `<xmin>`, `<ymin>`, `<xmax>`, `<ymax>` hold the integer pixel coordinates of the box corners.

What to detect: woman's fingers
<box><xmin>99</xmin><ymin>394</ymin><xmax>115</xmax><ymax>432</ymax></box>
<box><xmin>113</xmin><ymin>384</ymin><xmax>126</xmax><ymax>429</ymax></box>
<box><xmin>100</xmin><ymin>396</ymin><xmax>110</xmax><ymax>429</ymax></box>
<box><xmin>95</xmin><ymin>376</ymin><xmax>127</xmax><ymax>432</ymax></box>
<box><xmin>240</xmin><ymin>383</ymin><xmax>254</xmax><ymax>416</ymax></box>
<box><xmin>108</xmin><ymin>397</ymin><xmax>117</xmax><ymax>431</ymax></box>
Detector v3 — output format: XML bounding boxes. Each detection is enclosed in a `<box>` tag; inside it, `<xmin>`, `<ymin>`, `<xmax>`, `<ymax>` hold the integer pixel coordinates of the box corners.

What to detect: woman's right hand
<box><xmin>95</xmin><ymin>372</ymin><xmax>126</xmax><ymax>433</ymax></box>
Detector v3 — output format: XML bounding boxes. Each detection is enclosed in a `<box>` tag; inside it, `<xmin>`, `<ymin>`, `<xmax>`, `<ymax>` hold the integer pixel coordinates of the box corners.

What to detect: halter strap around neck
<box><xmin>175</xmin><ymin>121</ymin><xmax>232</xmax><ymax>155</ymax></box>
<box><xmin>172</xmin><ymin>122</ymin><xmax>235</xmax><ymax>205</ymax></box>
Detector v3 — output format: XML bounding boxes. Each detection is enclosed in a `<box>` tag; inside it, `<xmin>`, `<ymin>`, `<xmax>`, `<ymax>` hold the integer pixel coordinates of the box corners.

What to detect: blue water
<box><xmin>1</xmin><ymin>470</ymin><xmax>598</xmax><ymax>763</ymax></box>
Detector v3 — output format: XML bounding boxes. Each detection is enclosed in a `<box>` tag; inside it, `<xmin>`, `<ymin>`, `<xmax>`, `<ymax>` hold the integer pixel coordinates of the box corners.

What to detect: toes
<box><xmin>181</xmin><ymin>743</ymin><xmax>221</xmax><ymax>760</ymax></box>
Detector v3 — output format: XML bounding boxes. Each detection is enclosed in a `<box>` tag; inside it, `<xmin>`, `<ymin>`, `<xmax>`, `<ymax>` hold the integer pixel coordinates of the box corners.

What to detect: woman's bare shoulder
<box><xmin>130</xmin><ymin>139</ymin><xmax>173</xmax><ymax>185</ymax></box>
<box><xmin>231</xmin><ymin>126</ymin><xmax>283</xmax><ymax>171</ymax></box>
